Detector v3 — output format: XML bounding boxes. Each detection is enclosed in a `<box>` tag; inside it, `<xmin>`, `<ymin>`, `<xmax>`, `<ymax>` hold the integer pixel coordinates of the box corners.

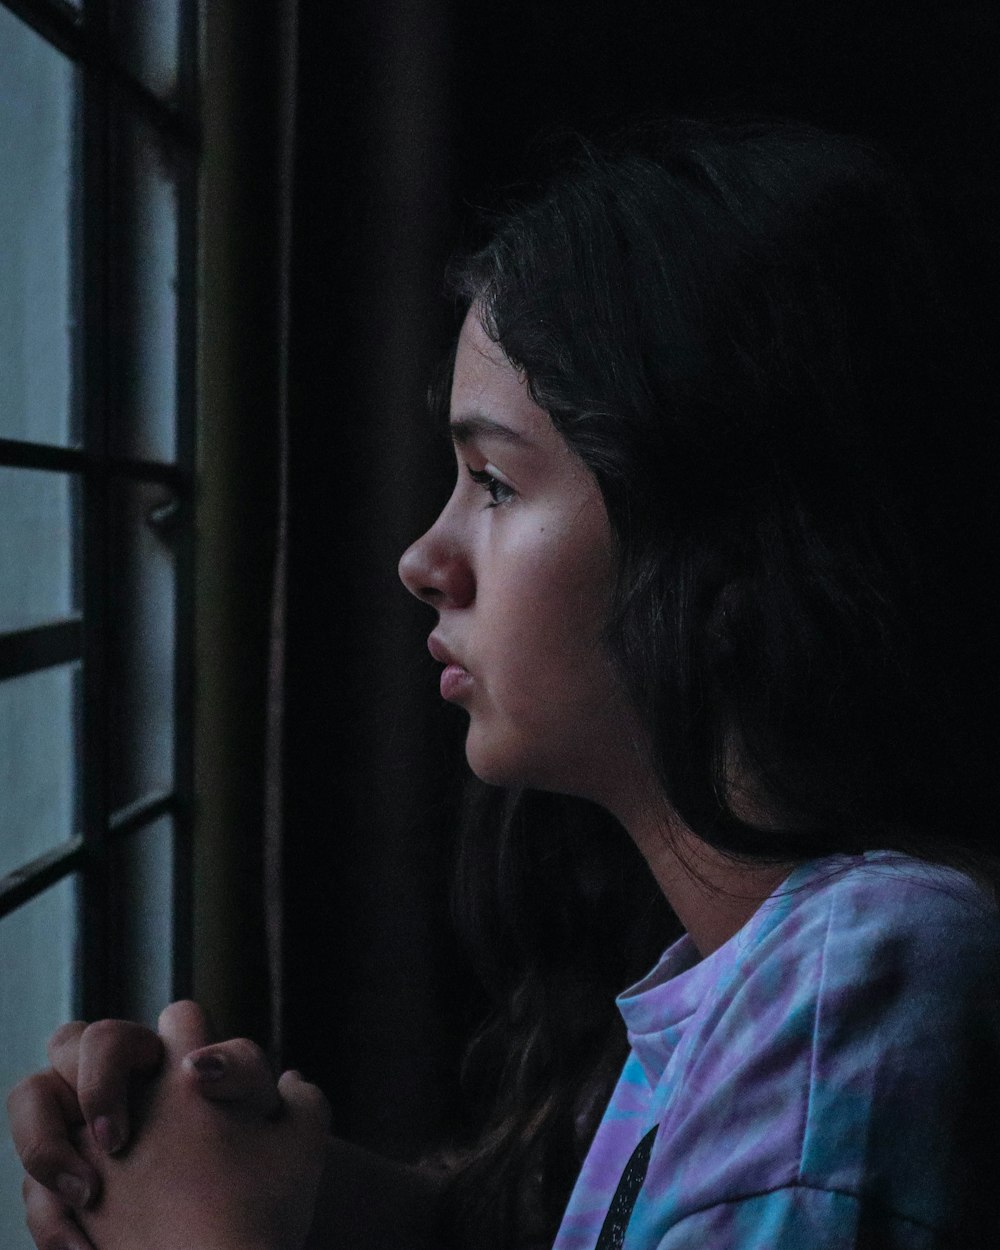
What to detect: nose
<box><xmin>398</xmin><ymin>520</ymin><xmax>475</xmax><ymax>610</ymax></box>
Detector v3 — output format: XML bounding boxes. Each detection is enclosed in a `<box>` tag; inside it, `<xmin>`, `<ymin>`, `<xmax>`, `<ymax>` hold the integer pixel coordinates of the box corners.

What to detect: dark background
<box><xmin>273</xmin><ymin>0</ymin><xmax>998</xmax><ymax>1161</ymax></box>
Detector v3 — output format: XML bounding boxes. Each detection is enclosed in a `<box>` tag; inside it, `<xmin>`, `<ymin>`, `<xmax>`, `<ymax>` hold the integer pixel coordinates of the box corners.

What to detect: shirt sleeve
<box><xmin>656</xmin><ymin>1185</ymin><xmax>947</xmax><ymax>1250</ymax></box>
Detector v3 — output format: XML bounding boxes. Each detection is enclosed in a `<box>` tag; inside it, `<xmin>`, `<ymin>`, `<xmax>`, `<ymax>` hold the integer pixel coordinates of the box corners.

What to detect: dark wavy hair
<box><xmin>432</xmin><ymin>117</ymin><xmax>998</xmax><ymax>1248</ymax></box>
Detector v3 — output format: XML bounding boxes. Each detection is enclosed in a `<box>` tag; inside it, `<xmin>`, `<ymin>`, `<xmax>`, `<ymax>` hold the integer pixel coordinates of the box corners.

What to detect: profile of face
<box><xmin>398</xmin><ymin>309</ymin><xmax>637</xmax><ymax>803</ymax></box>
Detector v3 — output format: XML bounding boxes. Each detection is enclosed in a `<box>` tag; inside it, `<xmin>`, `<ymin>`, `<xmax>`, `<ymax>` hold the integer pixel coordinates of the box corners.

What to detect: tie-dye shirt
<box><xmin>553</xmin><ymin>851</ymin><xmax>1000</xmax><ymax>1249</ymax></box>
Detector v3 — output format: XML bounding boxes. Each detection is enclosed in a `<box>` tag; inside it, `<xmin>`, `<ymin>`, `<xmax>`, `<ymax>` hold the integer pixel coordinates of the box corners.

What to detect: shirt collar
<box><xmin>616</xmin><ymin>855</ymin><xmax>856</xmax><ymax>1083</ymax></box>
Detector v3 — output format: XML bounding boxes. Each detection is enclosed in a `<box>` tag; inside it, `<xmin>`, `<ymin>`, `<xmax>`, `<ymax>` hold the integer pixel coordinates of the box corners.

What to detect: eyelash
<box><xmin>466</xmin><ymin>465</ymin><xmax>516</xmax><ymax>508</ymax></box>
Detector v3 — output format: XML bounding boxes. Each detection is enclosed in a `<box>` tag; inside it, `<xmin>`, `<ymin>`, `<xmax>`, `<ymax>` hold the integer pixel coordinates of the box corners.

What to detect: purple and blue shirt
<box><xmin>553</xmin><ymin>851</ymin><xmax>1000</xmax><ymax>1248</ymax></box>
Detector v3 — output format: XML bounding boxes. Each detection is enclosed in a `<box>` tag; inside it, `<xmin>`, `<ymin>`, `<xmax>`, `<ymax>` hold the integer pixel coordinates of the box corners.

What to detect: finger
<box><xmin>73</xmin><ymin>1020</ymin><xmax>163</xmax><ymax>1155</ymax></box>
<box><xmin>157</xmin><ymin>1000</ymin><xmax>214</xmax><ymax>1063</ymax></box>
<box><xmin>277</xmin><ymin>1070</ymin><xmax>332</xmax><ymax>1137</ymax></box>
<box><xmin>45</xmin><ymin>1022</ymin><xmax>87</xmax><ymax>1087</ymax></box>
<box><xmin>7</xmin><ymin>1072</ymin><xmax>98</xmax><ymax>1207</ymax></box>
<box><xmin>181</xmin><ymin>1038</ymin><xmax>282</xmax><ymax>1118</ymax></box>
<box><xmin>23</xmin><ymin>1172</ymin><xmax>96</xmax><ymax>1250</ymax></box>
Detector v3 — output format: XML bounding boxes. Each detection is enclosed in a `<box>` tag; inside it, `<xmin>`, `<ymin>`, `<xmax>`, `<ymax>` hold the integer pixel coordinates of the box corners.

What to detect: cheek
<box><xmin>465</xmin><ymin>584</ymin><xmax>627</xmax><ymax>793</ymax></box>
<box><xmin>462</xmin><ymin>509</ymin><xmax>630</xmax><ymax>793</ymax></box>
<box><xmin>487</xmin><ymin>532</ymin><xmax>615</xmax><ymax>707</ymax></box>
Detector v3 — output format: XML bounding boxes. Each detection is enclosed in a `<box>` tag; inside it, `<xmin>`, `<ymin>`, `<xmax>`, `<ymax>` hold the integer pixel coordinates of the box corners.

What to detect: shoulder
<box><xmin>634</xmin><ymin>854</ymin><xmax>1000</xmax><ymax>1242</ymax></box>
<box><xmin>708</xmin><ymin>853</ymin><xmax>1000</xmax><ymax>1095</ymax></box>
<box><xmin>753</xmin><ymin>851</ymin><xmax>1000</xmax><ymax>1004</ymax></box>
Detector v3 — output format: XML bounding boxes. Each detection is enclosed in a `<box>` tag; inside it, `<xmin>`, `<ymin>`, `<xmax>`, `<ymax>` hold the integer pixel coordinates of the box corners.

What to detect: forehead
<box><xmin>450</xmin><ymin>308</ymin><xmax>553</xmax><ymax>441</ymax></box>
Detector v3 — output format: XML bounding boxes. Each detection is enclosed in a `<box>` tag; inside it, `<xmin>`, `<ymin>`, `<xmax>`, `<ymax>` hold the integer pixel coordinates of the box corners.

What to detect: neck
<box><xmin>608</xmin><ymin>777</ymin><xmax>794</xmax><ymax>960</ymax></box>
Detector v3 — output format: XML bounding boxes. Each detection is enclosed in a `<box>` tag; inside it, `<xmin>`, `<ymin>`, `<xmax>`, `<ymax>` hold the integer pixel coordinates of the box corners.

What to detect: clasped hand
<box><xmin>6</xmin><ymin>1002</ymin><xmax>330</xmax><ymax>1250</ymax></box>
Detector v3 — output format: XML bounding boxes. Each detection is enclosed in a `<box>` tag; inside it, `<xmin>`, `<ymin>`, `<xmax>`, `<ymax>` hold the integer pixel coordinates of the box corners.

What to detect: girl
<box><xmin>9</xmin><ymin>115</ymin><xmax>1000</xmax><ymax>1250</ymax></box>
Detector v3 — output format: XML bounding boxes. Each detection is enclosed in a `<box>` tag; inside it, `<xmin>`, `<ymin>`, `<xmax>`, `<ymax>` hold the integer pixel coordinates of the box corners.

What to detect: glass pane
<box><xmin>0</xmin><ymin>664</ymin><xmax>78</xmax><ymax>880</ymax></box>
<box><xmin>110</xmin><ymin>107</ymin><xmax>179</xmax><ymax>463</ymax></box>
<box><xmin>109</xmin><ymin>478</ymin><xmax>176</xmax><ymax>811</ymax></box>
<box><xmin>0</xmin><ymin>878</ymin><xmax>79</xmax><ymax>1250</ymax></box>
<box><xmin>109</xmin><ymin>816</ymin><xmax>174</xmax><ymax>1024</ymax></box>
<box><xmin>0</xmin><ymin>468</ymin><xmax>77</xmax><ymax>634</ymax></box>
<box><xmin>0</xmin><ymin>8</ymin><xmax>78</xmax><ymax>448</ymax></box>
<box><xmin>112</xmin><ymin>0</ymin><xmax>180</xmax><ymax>98</ymax></box>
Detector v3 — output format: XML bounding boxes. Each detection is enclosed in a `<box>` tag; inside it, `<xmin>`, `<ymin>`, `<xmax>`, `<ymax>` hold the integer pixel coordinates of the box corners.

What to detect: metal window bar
<box><xmin>0</xmin><ymin>790</ymin><xmax>179</xmax><ymax>921</ymax></box>
<box><xmin>0</xmin><ymin>0</ymin><xmax>198</xmax><ymax>1018</ymax></box>
<box><xmin>0</xmin><ymin>837</ymin><xmax>86</xmax><ymax>916</ymax></box>
<box><xmin>0</xmin><ymin>437</ymin><xmax>191</xmax><ymax>487</ymax></box>
<box><xmin>0</xmin><ymin>620</ymin><xmax>83</xmax><ymax>683</ymax></box>
<box><xmin>1</xmin><ymin>0</ymin><xmax>200</xmax><ymax>149</ymax></box>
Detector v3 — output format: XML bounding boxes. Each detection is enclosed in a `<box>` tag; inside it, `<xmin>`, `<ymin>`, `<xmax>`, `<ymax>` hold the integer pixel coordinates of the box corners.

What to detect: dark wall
<box><xmin>281</xmin><ymin>0</ymin><xmax>998</xmax><ymax>1159</ymax></box>
<box><xmin>282</xmin><ymin>0</ymin><xmax>464</xmax><ymax>1159</ymax></box>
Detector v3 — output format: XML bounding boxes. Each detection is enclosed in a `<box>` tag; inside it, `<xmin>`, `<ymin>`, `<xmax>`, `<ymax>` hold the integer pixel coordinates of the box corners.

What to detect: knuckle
<box><xmin>159</xmin><ymin>998</ymin><xmax>200</xmax><ymax>1025</ymax></box>
<box><xmin>6</xmin><ymin>1070</ymin><xmax>43</xmax><ymax>1110</ymax></box>
<box><xmin>35</xmin><ymin>1220</ymin><xmax>72</xmax><ymax>1250</ymax></box>
<box><xmin>83</xmin><ymin>1017</ymin><xmax>126</xmax><ymax>1050</ymax></box>
<box><xmin>18</xmin><ymin>1138</ymin><xmax>55</xmax><ymax>1181</ymax></box>
<box><xmin>23</xmin><ymin>1207</ymin><xmax>45</xmax><ymax>1246</ymax></box>
<box><xmin>76</xmin><ymin>1074</ymin><xmax>112</xmax><ymax>1114</ymax></box>
<box><xmin>159</xmin><ymin>998</ymin><xmax>209</xmax><ymax>1037</ymax></box>
<box><xmin>47</xmin><ymin>1020</ymin><xmax>85</xmax><ymax>1054</ymax></box>
<box><xmin>5</xmin><ymin>1077</ymin><xmax>26</xmax><ymax>1115</ymax></box>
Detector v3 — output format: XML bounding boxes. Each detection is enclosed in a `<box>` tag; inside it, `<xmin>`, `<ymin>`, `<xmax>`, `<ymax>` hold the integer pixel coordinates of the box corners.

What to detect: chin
<box><xmin>464</xmin><ymin>743</ymin><xmax>528</xmax><ymax>789</ymax></box>
<box><xmin>464</xmin><ymin>722</ymin><xmax>581</xmax><ymax>795</ymax></box>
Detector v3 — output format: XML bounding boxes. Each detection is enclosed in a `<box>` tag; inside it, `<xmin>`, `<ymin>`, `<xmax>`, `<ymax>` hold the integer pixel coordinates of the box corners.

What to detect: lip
<box><xmin>428</xmin><ymin>634</ymin><xmax>474</xmax><ymax>702</ymax></box>
<box><xmin>427</xmin><ymin>633</ymin><xmax>461</xmax><ymax>667</ymax></box>
<box><xmin>440</xmin><ymin>663</ymin><xmax>473</xmax><ymax>702</ymax></box>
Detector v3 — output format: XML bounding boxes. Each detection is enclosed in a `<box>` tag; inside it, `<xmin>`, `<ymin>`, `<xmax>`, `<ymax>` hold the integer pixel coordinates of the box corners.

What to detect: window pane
<box><xmin>112</xmin><ymin>0</ymin><xmax>180</xmax><ymax>98</ymax></box>
<box><xmin>109</xmin><ymin>816</ymin><xmax>174</xmax><ymax>1024</ymax></box>
<box><xmin>0</xmin><ymin>468</ymin><xmax>77</xmax><ymax>634</ymax></box>
<box><xmin>109</xmin><ymin>107</ymin><xmax>179</xmax><ymax>463</ymax></box>
<box><xmin>0</xmin><ymin>9</ymin><xmax>78</xmax><ymax>448</ymax></box>
<box><xmin>0</xmin><ymin>664</ymin><xmax>78</xmax><ymax>880</ymax></box>
<box><xmin>109</xmin><ymin>478</ymin><xmax>176</xmax><ymax>811</ymax></box>
<box><xmin>0</xmin><ymin>877</ymin><xmax>79</xmax><ymax>1250</ymax></box>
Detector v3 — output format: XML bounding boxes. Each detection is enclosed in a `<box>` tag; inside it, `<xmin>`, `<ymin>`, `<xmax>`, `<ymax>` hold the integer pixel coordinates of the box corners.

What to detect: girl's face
<box><xmin>398</xmin><ymin>309</ymin><xmax>638</xmax><ymax>801</ymax></box>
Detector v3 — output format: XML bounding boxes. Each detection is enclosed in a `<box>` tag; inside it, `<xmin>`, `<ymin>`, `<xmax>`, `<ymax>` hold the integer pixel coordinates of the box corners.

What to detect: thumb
<box><xmin>157</xmin><ymin>1001</ymin><xmax>214</xmax><ymax>1064</ymax></box>
<box><xmin>182</xmin><ymin>1039</ymin><xmax>283</xmax><ymax>1118</ymax></box>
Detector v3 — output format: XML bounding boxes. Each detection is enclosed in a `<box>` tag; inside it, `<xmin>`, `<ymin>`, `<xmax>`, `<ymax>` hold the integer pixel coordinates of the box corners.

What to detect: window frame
<box><xmin>0</xmin><ymin>0</ymin><xmax>198</xmax><ymax>1019</ymax></box>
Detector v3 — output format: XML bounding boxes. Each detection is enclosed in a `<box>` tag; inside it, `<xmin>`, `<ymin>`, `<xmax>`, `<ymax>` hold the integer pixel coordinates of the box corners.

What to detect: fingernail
<box><xmin>191</xmin><ymin>1053</ymin><xmax>225</xmax><ymax>1081</ymax></box>
<box><xmin>93</xmin><ymin>1114</ymin><xmax>123</xmax><ymax>1155</ymax></box>
<box><xmin>56</xmin><ymin>1173</ymin><xmax>90</xmax><ymax>1208</ymax></box>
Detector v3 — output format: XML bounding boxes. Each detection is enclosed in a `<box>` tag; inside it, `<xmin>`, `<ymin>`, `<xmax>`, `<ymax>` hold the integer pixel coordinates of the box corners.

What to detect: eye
<box><xmin>466</xmin><ymin>465</ymin><xmax>516</xmax><ymax>508</ymax></box>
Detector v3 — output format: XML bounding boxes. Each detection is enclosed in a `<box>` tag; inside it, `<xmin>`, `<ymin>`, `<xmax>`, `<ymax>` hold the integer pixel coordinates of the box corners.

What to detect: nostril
<box><xmin>399</xmin><ymin>527</ymin><xmax>474</xmax><ymax>609</ymax></box>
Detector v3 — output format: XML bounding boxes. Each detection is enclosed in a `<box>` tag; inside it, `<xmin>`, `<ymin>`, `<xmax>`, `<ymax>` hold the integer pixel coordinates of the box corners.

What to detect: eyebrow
<box><xmin>449</xmin><ymin>413</ymin><xmax>533</xmax><ymax>448</ymax></box>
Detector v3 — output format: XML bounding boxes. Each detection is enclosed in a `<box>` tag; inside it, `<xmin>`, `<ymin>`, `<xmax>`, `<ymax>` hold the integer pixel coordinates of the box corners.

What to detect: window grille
<box><xmin>0</xmin><ymin>2</ymin><xmax>197</xmax><ymax>1242</ymax></box>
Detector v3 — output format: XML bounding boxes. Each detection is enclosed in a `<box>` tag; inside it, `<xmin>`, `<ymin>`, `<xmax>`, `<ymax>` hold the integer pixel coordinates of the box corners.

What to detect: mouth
<box><xmin>427</xmin><ymin>633</ymin><xmax>457</xmax><ymax>666</ymax></box>
<box><xmin>428</xmin><ymin>634</ymin><xmax>474</xmax><ymax>703</ymax></box>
